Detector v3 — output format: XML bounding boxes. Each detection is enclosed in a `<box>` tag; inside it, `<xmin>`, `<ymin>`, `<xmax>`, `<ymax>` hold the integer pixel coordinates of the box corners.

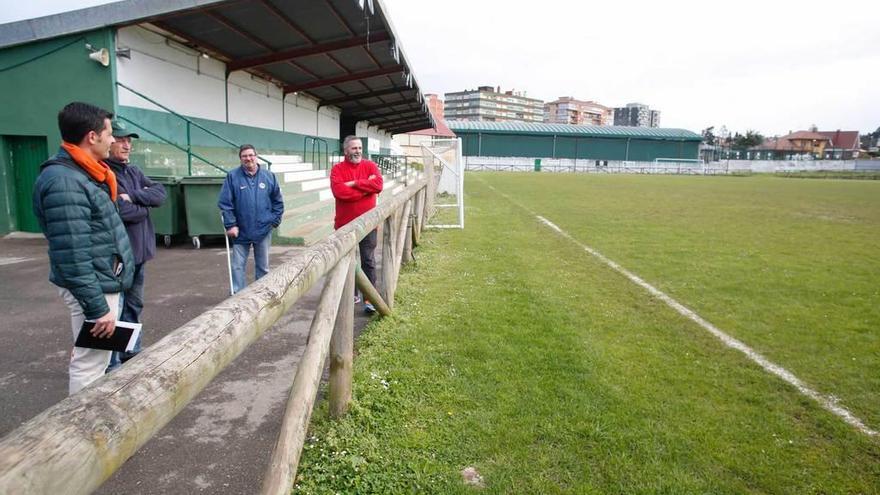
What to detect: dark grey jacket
<box><xmin>32</xmin><ymin>148</ymin><xmax>135</xmax><ymax>319</ymax></box>
<box><xmin>107</xmin><ymin>158</ymin><xmax>166</xmax><ymax>264</ymax></box>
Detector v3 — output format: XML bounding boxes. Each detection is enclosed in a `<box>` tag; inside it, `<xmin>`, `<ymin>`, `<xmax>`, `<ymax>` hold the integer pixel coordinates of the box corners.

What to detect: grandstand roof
<box><xmin>447</xmin><ymin>121</ymin><xmax>701</xmax><ymax>140</ymax></box>
<box><xmin>0</xmin><ymin>0</ymin><xmax>433</xmax><ymax>133</ymax></box>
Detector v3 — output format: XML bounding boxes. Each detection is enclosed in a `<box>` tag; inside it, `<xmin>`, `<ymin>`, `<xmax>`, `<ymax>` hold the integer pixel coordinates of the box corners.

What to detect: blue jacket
<box><xmin>218</xmin><ymin>165</ymin><xmax>284</xmax><ymax>244</ymax></box>
<box><xmin>107</xmin><ymin>158</ymin><xmax>166</xmax><ymax>264</ymax></box>
<box><xmin>32</xmin><ymin>148</ymin><xmax>135</xmax><ymax>319</ymax></box>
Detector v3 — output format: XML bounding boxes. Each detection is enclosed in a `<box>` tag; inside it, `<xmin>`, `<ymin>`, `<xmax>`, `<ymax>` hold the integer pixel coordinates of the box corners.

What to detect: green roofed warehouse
<box><xmin>447</xmin><ymin>121</ymin><xmax>702</xmax><ymax>162</ymax></box>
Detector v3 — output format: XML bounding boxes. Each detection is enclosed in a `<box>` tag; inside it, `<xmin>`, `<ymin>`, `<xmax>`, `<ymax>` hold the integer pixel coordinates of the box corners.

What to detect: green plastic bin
<box><xmin>181</xmin><ymin>176</ymin><xmax>227</xmax><ymax>249</ymax></box>
<box><xmin>534</xmin><ymin>158</ymin><xmax>542</xmax><ymax>172</ymax></box>
<box><xmin>147</xmin><ymin>175</ymin><xmax>185</xmax><ymax>248</ymax></box>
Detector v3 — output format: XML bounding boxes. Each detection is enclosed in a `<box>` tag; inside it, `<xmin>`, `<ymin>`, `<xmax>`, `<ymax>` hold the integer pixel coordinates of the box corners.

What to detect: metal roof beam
<box><xmin>284</xmin><ymin>65</ymin><xmax>403</xmax><ymax>94</ymax></box>
<box><xmin>371</xmin><ymin>115</ymin><xmax>427</xmax><ymax>127</ymax></box>
<box><xmin>387</xmin><ymin>122</ymin><xmax>432</xmax><ymax>134</ymax></box>
<box><xmin>324</xmin><ymin>0</ymin><xmax>383</xmax><ymax>67</ymax></box>
<box><xmin>227</xmin><ymin>31</ymin><xmax>390</xmax><ymax>72</ymax></box>
<box><xmin>257</xmin><ymin>0</ymin><xmax>315</xmax><ymax>43</ymax></box>
<box><xmin>366</xmin><ymin>109</ymin><xmax>424</xmax><ymax>123</ymax></box>
<box><xmin>350</xmin><ymin>102</ymin><xmax>417</xmax><ymax>117</ymax></box>
<box><xmin>206</xmin><ymin>10</ymin><xmax>272</xmax><ymax>51</ymax></box>
<box><xmin>152</xmin><ymin>20</ymin><xmax>233</xmax><ymax>61</ymax></box>
<box><xmin>321</xmin><ymin>87</ymin><xmax>410</xmax><ymax>106</ymax></box>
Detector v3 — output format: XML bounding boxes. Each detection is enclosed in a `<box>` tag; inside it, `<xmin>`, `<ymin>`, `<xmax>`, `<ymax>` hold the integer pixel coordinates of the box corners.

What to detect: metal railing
<box><xmin>373</xmin><ymin>154</ymin><xmax>414</xmax><ymax>180</ymax></box>
<box><xmin>116</xmin><ymin>82</ymin><xmax>271</xmax><ymax>175</ymax></box>
<box><xmin>304</xmin><ymin>136</ymin><xmax>330</xmax><ymax>170</ymax></box>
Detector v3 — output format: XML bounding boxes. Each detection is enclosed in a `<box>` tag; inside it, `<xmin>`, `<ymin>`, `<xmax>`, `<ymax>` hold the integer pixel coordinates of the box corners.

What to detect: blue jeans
<box><xmin>107</xmin><ymin>262</ymin><xmax>144</xmax><ymax>371</ymax></box>
<box><xmin>232</xmin><ymin>232</ymin><xmax>272</xmax><ymax>294</ymax></box>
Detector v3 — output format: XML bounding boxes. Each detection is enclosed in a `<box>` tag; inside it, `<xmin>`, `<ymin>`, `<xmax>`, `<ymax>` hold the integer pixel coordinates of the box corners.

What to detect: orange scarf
<box><xmin>61</xmin><ymin>142</ymin><xmax>117</xmax><ymax>200</ymax></box>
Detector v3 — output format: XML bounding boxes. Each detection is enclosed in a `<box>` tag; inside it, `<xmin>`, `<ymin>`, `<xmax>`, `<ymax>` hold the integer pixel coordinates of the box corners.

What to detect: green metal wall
<box><xmin>458</xmin><ymin>131</ymin><xmax>699</xmax><ymax>161</ymax></box>
<box><xmin>0</xmin><ymin>29</ymin><xmax>116</xmax><ymax>233</ymax></box>
<box><xmin>0</xmin><ymin>30</ymin><xmax>116</xmax><ymax>150</ymax></box>
<box><xmin>0</xmin><ymin>138</ymin><xmax>13</xmax><ymax>232</ymax></box>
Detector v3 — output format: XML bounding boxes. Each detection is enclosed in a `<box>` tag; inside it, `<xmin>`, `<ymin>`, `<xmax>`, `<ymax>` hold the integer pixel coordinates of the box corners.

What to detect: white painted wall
<box><xmin>355</xmin><ymin>122</ymin><xmax>393</xmax><ymax>152</ymax></box>
<box><xmin>115</xmin><ymin>26</ymin><xmax>340</xmax><ymax>140</ymax></box>
<box><xmin>463</xmin><ymin>156</ymin><xmax>873</xmax><ymax>174</ymax></box>
<box><xmin>721</xmin><ymin>160</ymin><xmax>857</xmax><ymax>173</ymax></box>
<box><xmin>393</xmin><ymin>133</ymin><xmax>432</xmax><ymax>158</ymax></box>
<box><xmin>116</xmin><ymin>26</ymin><xmax>226</xmax><ymax>121</ymax></box>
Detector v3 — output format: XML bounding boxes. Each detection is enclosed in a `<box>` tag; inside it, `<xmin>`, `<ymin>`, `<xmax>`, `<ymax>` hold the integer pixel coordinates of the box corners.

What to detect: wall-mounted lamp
<box><xmin>85</xmin><ymin>43</ymin><xmax>110</xmax><ymax>67</ymax></box>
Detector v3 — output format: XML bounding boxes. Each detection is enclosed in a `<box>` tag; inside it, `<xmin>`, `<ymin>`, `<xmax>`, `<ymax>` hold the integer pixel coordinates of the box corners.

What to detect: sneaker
<box><xmin>364</xmin><ymin>302</ymin><xmax>376</xmax><ymax>314</ymax></box>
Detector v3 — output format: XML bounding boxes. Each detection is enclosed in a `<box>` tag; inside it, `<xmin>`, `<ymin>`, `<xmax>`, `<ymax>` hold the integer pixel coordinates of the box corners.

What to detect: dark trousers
<box><xmin>107</xmin><ymin>262</ymin><xmax>145</xmax><ymax>371</ymax></box>
<box><xmin>359</xmin><ymin>229</ymin><xmax>378</xmax><ymax>288</ymax></box>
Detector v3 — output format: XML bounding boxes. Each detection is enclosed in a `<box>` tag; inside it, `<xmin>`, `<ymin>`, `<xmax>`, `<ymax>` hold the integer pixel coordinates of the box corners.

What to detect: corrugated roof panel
<box><xmin>447</xmin><ymin>120</ymin><xmax>701</xmax><ymax>140</ymax></box>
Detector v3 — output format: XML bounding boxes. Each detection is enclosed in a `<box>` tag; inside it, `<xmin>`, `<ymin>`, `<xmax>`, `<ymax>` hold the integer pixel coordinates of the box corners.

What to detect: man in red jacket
<box><xmin>330</xmin><ymin>136</ymin><xmax>383</xmax><ymax>313</ymax></box>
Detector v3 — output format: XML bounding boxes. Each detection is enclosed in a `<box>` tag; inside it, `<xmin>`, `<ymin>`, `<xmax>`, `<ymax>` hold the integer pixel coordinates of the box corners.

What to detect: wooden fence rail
<box><xmin>0</xmin><ymin>173</ymin><xmax>433</xmax><ymax>495</ymax></box>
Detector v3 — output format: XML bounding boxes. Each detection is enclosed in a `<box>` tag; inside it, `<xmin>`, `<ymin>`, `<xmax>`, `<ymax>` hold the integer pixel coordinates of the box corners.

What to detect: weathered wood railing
<box><xmin>0</xmin><ymin>172</ymin><xmax>434</xmax><ymax>495</ymax></box>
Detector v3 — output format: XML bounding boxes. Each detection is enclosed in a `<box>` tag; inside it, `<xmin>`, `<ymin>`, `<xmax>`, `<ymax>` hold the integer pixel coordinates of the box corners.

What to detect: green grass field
<box><xmin>296</xmin><ymin>173</ymin><xmax>880</xmax><ymax>494</ymax></box>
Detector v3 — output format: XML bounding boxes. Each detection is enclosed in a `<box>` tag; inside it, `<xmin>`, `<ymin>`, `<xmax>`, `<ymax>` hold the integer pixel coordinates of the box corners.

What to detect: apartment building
<box><xmin>544</xmin><ymin>97</ymin><xmax>612</xmax><ymax>125</ymax></box>
<box><xmin>613</xmin><ymin>103</ymin><xmax>661</xmax><ymax>127</ymax></box>
<box><xmin>444</xmin><ymin>86</ymin><xmax>544</xmax><ymax>123</ymax></box>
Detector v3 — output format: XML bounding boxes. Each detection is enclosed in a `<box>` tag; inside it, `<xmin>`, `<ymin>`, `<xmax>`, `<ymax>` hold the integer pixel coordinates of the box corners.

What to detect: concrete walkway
<box><xmin>0</xmin><ymin>234</ymin><xmax>374</xmax><ymax>494</ymax></box>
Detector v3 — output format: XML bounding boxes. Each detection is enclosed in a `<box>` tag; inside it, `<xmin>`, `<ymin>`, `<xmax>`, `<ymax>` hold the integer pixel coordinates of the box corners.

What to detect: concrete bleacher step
<box><xmin>282</xmin><ymin>188</ymin><xmax>333</xmax><ymax>210</ymax></box>
<box><xmin>298</xmin><ymin>178</ymin><xmax>330</xmax><ymax>192</ymax></box>
<box><xmin>282</xmin><ymin>169</ymin><xmax>327</xmax><ymax>182</ymax></box>
<box><xmin>276</xmin><ymin>219</ymin><xmax>335</xmax><ymax>246</ymax></box>
<box><xmin>279</xmin><ymin>198</ymin><xmax>334</xmax><ymax>231</ymax></box>
<box><xmin>271</xmin><ymin>162</ymin><xmax>313</xmax><ymax>173</ymax></box>
<box><xmin>263</xmin><ymin>154</ymin><xmax>303</xmax><ymax>164</ymax></box>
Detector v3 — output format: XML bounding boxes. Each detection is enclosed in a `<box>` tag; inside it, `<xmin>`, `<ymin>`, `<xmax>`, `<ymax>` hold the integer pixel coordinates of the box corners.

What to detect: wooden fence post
<box><xmin>354</xmin><ymin>268</ymin><xmax>392</xmax><ymax>317</ymax></box>
<box><xmin>381</xmin><ymin>215</ymin><xmax>396</xmax><ymax>309</ymax></box>
<box><xmin>412</xmin><ymin>187</ymin><xmax>425</xmax><ymax>246</ymax></box>
<box><xmin>393</xmin><ymin>201</ymin><xmax>413</xmax><ymax>290</ymax></box>
<box><xmin>260</xmin><ymin>251</ymin><xmax>352</xmax><ymax>495</ymax></box>
<box><xmin>402</xmin><ymin>208</ymin><xmax>414</xmax><ymax>265</ymax></box>
<box><xmin>329</xmin><ymin>254</ymin><xmax>356</xmax><ymax>418</ymax></box>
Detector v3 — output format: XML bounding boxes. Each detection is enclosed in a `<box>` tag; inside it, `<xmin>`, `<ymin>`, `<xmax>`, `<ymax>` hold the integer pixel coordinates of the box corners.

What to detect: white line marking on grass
<box><xmin>474</xmin><ymin>178</ymin><xmax>877</xmax><ymax>437</ymax></box>
<box><xmin>536</xmin><ymin>215</ymin><xmax>877</xmax><ymax>438</ymax></box>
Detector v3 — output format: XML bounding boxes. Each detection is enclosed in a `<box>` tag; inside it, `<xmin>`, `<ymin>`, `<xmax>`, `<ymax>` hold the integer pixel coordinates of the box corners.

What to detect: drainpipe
<box><xmin>224</xmin><ymin>72</ymin><xmax>229</xmax><ymax>123</ymax></box>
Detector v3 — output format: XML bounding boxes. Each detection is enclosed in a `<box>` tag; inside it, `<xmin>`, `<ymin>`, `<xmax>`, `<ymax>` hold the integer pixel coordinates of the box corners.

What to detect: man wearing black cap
<box><xmin>106</xmin><ymin>120</ymin><xmax>166</xmax><ymax>370</ymax></box>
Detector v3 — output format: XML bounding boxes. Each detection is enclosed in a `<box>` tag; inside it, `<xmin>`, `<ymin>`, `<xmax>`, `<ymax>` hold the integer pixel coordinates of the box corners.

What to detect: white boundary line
<box><xmin>482</xmin><ymin>181</ymin><xmax>877</xmax><ymax>438</ymax></box>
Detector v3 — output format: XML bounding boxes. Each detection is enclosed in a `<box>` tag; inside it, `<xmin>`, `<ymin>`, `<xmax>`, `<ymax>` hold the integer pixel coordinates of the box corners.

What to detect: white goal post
<box><xmin>421</xmin><ymin>138</ymin><xmax>464</xmax><ymax>229</ymax></box>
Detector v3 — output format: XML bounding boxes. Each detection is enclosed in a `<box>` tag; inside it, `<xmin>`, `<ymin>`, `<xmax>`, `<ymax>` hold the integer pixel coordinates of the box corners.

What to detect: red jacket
<box><xmin>329</xmin><ymin>158</ymin><xmax>383</xmax><ymax>229</ymax></box>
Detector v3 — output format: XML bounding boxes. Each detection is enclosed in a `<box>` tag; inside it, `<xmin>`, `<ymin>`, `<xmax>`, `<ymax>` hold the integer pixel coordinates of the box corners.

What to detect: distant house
<box><xmin>393</xmin><ymin>94</ymin><xmax>456</xmax><ymax>158</ymax></box>
<box><xmin>751</xmin><ymin>130</ymin><xmax>860</xmax><ymax>160</ymax></box>
<box><xmin>817</xmin><ymin>130</ymin><xmax>860</xmax><ymax>159</ymax></box>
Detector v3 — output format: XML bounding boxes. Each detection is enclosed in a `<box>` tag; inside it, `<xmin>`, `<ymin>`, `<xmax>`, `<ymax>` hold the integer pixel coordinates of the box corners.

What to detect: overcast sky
<box><xmin>3</xmin><ymin>0</ymin><xmax>878</xmax><ymax>136</ymax></box>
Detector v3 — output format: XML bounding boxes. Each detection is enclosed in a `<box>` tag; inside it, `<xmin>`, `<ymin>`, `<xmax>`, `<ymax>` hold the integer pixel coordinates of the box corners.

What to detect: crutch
<box><xmin>221</xmin><ymin>212</ymin><xmax>234</xmax><ymax>296</ymax></box>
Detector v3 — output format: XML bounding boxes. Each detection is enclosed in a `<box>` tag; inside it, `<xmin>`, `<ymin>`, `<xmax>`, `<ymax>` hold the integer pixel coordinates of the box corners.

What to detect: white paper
<box><xmin>115</xmin><ymin>320</ymin><xmax>142</xmax><ymax>352</ymax></box>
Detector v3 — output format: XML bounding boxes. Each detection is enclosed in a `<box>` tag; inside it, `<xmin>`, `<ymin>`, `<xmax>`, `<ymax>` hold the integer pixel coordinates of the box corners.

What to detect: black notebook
<box><xmin>75</xmin><ymin>320</ymin><xmax>142</xmax><ymax>352</ymax></box>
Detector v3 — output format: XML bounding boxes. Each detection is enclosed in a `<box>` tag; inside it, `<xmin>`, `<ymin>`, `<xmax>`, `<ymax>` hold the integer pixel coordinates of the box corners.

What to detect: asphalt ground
<box><xmin>0</xmin><ymin>233</ymin><xmax>375</xmax><ymax>494</ymax></box>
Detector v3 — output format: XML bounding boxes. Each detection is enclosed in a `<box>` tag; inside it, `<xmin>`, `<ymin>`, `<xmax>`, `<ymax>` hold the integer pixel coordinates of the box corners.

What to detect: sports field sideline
<box><xmin>297</xmin><ymin>172</ymin><xmax>879</xmax><ymax>494</ymax></box>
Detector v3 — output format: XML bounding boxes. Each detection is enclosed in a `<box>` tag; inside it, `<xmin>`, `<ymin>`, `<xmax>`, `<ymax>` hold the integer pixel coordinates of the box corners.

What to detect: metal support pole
<box><xmin>186</xmin><ymin>121</ymin><xmax>192</xmax><ymax>175</ymax></box>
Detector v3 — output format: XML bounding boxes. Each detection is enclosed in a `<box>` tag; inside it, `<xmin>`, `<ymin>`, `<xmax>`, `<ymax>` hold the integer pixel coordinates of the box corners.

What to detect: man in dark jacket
<box><xmin>218</xmin><ymin>144</ymin><xmax>284</xmax><ymax>293</ymax></box>
<box><xmin>32</xmin><ymin>102</ymin><xmax>135</xmax><ymax>394</ymax></box>
<box><xmin>106</xmin><ymin>120</ymin><xmax>166</xmax><ymax>370</ymax></box>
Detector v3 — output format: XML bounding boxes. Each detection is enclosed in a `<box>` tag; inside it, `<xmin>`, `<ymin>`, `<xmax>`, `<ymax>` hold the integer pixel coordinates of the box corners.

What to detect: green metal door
<box><xmin>10</xmin><ymin>136</ymin><xmax>48</xmax><ymax>232</ymax></box>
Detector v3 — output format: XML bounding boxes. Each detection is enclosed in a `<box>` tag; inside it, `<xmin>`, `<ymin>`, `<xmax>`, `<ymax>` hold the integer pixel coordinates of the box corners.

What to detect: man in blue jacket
<box><xmin>33</xmin><ymin>102</ymin><xmax>135</xmax><ymax>394</ymax></box>
<box><xmin>218</xmin><ymin>144</ymin><xmax>284</xmax><ymax>294</ymax></box>
<box><xmin>106</xmin><ymin>120</ymin><xmax>166</xmax><ymax>370</ymax></box>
